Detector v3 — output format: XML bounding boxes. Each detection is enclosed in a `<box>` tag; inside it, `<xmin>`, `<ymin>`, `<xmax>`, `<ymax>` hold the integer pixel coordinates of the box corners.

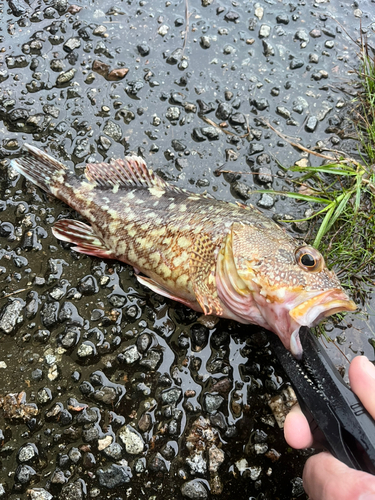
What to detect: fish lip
<box><xmin>289</xmin><ymin>288</ymin><xmax>357</xmax><ymax>327</ymax></box>
<box><xmin>282</xmin><ymin>289</ymin><xmax>356</xmax><ymax>359</ymax></box>
<box><xmin>290</xmin><ymin>328</ymin><xmax>303</xmax><ymax>360</ymax></box>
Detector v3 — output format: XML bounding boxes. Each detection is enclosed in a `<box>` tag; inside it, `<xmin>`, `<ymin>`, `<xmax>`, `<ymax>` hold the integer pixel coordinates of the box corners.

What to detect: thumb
<box><xmin>303</xmin><ymin>452</ymin><xmax>375</xmax><ymax>500</ymax></box>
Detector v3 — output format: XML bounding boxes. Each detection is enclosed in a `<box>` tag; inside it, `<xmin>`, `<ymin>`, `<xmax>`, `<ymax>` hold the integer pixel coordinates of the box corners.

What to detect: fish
<box><xmin>11</xmin><ymin>144</ymin><xmax>356</xmax><ymax>359</ymax></box>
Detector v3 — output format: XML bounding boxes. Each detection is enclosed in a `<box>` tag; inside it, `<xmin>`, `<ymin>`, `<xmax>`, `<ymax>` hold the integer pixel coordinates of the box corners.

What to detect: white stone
<box><xmin>119</xmin><ymin>425</ymin><xmax>145</xmax><ymax>454</ymax></box>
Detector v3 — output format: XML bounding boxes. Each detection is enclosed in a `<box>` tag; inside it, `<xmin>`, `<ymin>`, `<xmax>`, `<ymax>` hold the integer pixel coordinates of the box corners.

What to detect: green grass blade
<box><xmin>291</xmin><ymin>165</ymin><xmax>356</xmax><ymax>176</ymax></box>
<box><xmin>256</xmin><ymin>189</ymin><xmax>331</xmax><ymax>204</ymax></box>
<box><xmin>355</xmin><ymin>175</ymin><xmax>362</xmax><ymax>213</ymax></box>
<box><xmin>325</xmin><ymin>191</ymin><xmax>352</xmax><ymax>234</ymax></box>
<box><xmin>313</xmin><ymin>203</ymin><xmax>336</xmax><ymax>249</ymax></box>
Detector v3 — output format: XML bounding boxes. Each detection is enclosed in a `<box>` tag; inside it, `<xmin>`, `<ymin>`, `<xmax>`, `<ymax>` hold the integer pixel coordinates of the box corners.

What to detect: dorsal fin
<box><xmin>85</xmin><ymin>156</ymin><xmax>186</xmax><ymax>195</ymax></box>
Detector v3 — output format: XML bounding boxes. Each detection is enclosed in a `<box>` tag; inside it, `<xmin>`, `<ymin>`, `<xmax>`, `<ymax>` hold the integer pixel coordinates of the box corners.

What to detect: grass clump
<box><xmin>282</xmin><ymin>161</ymin><xmax>375</xmax><ymax>301</ymax></box>
<box><xmin>263</xmin><ymin>35</ymin><xmax>375</xmax><ymax>302</ymax></box>
<box><xmin>357</xmin><ymin>38</ymin><xmax>375</xmax><ymax>165</ymax></box>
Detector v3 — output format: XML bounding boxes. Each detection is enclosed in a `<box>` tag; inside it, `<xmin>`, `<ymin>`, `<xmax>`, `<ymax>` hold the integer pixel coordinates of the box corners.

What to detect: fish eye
<box><xmin>295</xmin><ymin>246</ymin><xmax>324</xmax><ymax>272</ymax></box>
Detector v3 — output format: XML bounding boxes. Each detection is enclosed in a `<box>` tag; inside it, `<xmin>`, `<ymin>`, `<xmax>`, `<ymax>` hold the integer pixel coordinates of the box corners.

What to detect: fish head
<box><xmin>216</xmin><ymin>222</ymin><xmax>356</xmax><ymax>359</ymax></box>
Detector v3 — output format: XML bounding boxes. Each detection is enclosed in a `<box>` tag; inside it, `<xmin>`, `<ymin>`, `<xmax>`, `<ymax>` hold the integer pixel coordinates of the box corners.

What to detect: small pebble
<box><xmin>181</xmin><ymin>480</ymin><xmax>208</xmax><ymax>499</ymax></box>
<box><xmin>119</xmin><ymin>425</ymin><xmax>145</xmax><ymax>454</ymax></box>
<box><xmin>305</xmin><ymin>116</ymin><xmax>318</xmax><ymax>132</ymax></box>
<box><xmin>259</xmin><ymin>24</ymin><xmax>271</xmax><ymax>38</ymax></box>
<box><xmin>258</xmin><ymin>193</ymin><xmax>274</xmax><ymax>208</ymax></box>
<box><xmin>158</xmin><ymin>25</ymin><xmax>169</xmax><ymax>36</ymax></box>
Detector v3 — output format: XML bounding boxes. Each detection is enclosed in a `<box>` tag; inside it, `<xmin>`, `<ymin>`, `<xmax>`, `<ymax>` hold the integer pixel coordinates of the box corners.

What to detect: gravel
<box><xmin>203</xmin><ymin>394</ymin><xmax>224</xmax><ymax>413</ymax></box>
<box><xmin>161</xmin><ymin>387</ymin><xmax>182</xmax><ymax>405</ymax></box>
<box><xmin>166</xmin><ymin>48</ymin><xmax>182</xmax><ymax>64</ymax></box>
<box><xmin>259</xmin><ymin>24</ymin><xmax>271</xmax><ymax>38</ymax></box>
<box><xmin>305</xmin><ymin>116</ymin><xmax>318</xmax><ymax>132</ymax></box>
<box><xmin>0</xmin><ymin>299</ymin><xmax>24</xmax><ymax>334</ymax></box>
<box><xmin>63</xmin><ymin>37</ymin><xmax>81</xmax><ymax>53</ymax></box>
<box><xmin>166</xmin><ymin>106</ymin><xmax>181</xmax><ymax>120</ymax></box>
<box><xmin>97</xmin><ymin>463</ymin><xmax>132</xmax><ymax>489</ymax></box>
<box><xmin>17</xmin><ymin>443</ymin><xmax>38</xmax><ymax>463</ymax></box>
<box><xmin>28</xmin><ymin>489</ymin><xmax>53</xmax><ymax>500</ymax></box>
<box><xmin>0</xmin><ymin>0</ymin><xmax>368</xmax><ymax>498</ymax></box>
<box><xmin>181</xmin><ymin>480</ymin><xmax>208</xmax><ymax>499</ymax></box>
<box><xmin>118</xmin><ymin>425</ymin><xmax>145</xmax><ymax>454</ymax></box>
<box><xmin>103</xmin><ymin>120</ymin><xmax>122</xmax><ymax>141</ymax></box>
<box><xmin>137</xmin><ymin>43</ymin><xmax>150</xmax><ymax>56</ymax></box>
<box><xmin>258</xmin><ymin>193</ymin><xmax>275</xmax><ymax>208</ymax></box>
<box><xmin>55</xmin><ymin>68</ymin><xmax>76</xmax><ymax>85</ymax></box>
<box><xmin>120</xmin><ymin>344</ymin><xmax>141</xmax><ymax>364</ymax></box>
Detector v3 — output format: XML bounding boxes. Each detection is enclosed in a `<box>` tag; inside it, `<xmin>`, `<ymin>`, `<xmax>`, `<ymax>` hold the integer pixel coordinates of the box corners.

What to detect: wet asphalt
<box><xmin>0</xmin><ymin>0</ymin><xmax>375</xmax><ymax>498</ymax></box>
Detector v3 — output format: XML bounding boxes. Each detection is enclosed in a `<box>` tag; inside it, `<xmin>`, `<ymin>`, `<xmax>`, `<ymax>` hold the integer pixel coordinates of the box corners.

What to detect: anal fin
<box><xmin>52</xmin><ymin>219</ymin><xmax>115</xmax><ymax>259</ymax></box>
<box><xmin>189</xmin><ymin>234</ymin><xmax>223</xmax><ymax>316</ymax></box>
<box><xmin>136</xmin><ymin>275</ymin><xmax>197</xmax><ymax>309</ymax></box>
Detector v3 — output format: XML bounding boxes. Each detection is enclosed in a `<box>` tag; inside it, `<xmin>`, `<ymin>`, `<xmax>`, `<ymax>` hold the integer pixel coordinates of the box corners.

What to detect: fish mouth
<box><xmin>288</xmin><ymin>289</ymin><xmax>357</xmax><ymax>359</ymax></box>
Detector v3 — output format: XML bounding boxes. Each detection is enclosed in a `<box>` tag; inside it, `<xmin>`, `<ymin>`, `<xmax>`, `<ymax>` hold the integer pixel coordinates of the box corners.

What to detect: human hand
<box><xmin>284</xmin><ymin>355</ymin><xmax>375</xmax><ymax>500</ymax></box>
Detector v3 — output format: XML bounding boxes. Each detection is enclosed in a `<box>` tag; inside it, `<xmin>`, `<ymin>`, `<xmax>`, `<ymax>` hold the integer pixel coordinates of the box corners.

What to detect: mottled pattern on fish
<box><xmin>11</xmin><ymin>144</ymin><xmax>356</xmax><ymax>358</ymax></box>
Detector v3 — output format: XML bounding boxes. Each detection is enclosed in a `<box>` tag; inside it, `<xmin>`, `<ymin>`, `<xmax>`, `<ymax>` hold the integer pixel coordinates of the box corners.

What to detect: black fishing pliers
<box><xmin>268</xmin><ymin>326</ymin><xmax>375</xmax><ymax>474</ymax></box>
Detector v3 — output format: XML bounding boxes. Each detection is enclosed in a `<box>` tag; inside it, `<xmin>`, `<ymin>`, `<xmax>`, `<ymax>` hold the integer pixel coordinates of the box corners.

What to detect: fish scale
<box><xmin>82</xmin><ymin>186</ymin><xmax>270</xmax><ymax>307</ymax></box>
<box><xmin>11</xmin><ymin>144</ymin><xmax>356</xmax><ymax>358</ymax></box>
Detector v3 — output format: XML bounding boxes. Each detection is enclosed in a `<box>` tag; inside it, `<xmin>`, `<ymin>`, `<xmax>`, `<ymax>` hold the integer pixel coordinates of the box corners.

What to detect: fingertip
<box><xmin>349</xmin><ymin>356</ymin><xmax>375</xmax><ymax>418</ymax></box>
<box><xmin>302</xmin><ymin>452</ymin><xmax>345</xmax><ymax>499</ymax></box>
<box><xmin>284</xmin><ymin>405</ymin><xmax>314</xmax><ymax>449</ymax></box>
<box><xmin>303</xmin><ymin>452</ymin><xmax>375</xmax><ymax>500</ymax></box>
<box><xmin>349</xmin><ymin>355</ymin><xmax>375</xmax><ymax>380</ymax></box>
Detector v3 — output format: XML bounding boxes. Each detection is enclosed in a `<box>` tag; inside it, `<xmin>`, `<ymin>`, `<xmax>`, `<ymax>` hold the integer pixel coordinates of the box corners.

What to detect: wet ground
<box><xmin>1</xmin><ymin>0</ymin><xmax>375</xmax><ymax>498</ymax></box>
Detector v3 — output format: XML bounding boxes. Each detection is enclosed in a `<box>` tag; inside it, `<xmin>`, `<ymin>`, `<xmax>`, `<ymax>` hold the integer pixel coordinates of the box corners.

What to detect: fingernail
<box><xmin>360</xmin><ymin>356</ymin><xmax>375</xmax><ymax>380</ymax></box>
<box><xmin>358</xmin><ymin>493</ymin><xmax>375</xmax><ymax>500</ymax></box>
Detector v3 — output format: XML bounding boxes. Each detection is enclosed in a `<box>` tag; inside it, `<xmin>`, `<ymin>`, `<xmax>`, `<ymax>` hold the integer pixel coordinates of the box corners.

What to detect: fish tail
<box><xmin>10</xmin><ymin>144</ymin><xmax>72</xmax><ymax>194</ymax></box>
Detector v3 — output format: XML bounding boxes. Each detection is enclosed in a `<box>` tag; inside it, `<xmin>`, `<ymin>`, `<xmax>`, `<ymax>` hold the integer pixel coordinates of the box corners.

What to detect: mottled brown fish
<box><xmin>11</xmin><ymin>144</ymin><xmax>356</xmax><ymax>358</ymax></box>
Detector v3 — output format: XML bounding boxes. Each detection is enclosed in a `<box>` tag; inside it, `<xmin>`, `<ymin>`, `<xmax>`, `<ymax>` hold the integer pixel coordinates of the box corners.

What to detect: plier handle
<box><xmin>268</xmin><ymin>327</ymin><xmax>375</xmax><ymax>474</ymax></box>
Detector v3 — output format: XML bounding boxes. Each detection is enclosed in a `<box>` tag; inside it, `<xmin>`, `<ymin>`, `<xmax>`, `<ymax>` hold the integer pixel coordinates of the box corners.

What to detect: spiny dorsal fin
<box><xmin>85</xmin><ymin>156</ymin><xmax>186</xmax><ymax>195</ymax></box>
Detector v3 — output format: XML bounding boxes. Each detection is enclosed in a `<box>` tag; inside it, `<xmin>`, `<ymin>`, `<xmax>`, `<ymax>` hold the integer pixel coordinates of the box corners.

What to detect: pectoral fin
<box><xmin>189</xmin><ymin>234</ymin><xmax>223</xmax><ymax>316</ymax></box>
<box><xmin>136</xmin><ymin>275</ymin><xmax>197</xmax><ymax>309</ymax></box>
<box><xmin>52</xmin><ymin>219</ymin><xmax>116</xmax><ymax>259</ymax></box>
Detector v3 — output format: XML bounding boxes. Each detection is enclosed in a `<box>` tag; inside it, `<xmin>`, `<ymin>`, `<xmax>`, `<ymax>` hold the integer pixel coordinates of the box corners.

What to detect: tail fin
<box><xmin>10</xmin><ymin>144</ymin><xmax>70</xmax><ymax>194</ymax></box>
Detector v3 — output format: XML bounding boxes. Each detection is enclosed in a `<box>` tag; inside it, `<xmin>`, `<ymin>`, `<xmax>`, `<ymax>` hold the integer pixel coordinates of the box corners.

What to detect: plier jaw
<box><xmin>267</xmin><ymin>327</ymin><xmax>375</xmax><ymax>474</ymax></box>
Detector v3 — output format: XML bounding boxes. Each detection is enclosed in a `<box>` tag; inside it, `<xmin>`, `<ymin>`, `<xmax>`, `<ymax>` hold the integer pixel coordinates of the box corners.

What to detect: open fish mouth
<box><xmin>288</xmin><ymin>289</ymin><xmax>357</xmax><ymax>359</ymax></box>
